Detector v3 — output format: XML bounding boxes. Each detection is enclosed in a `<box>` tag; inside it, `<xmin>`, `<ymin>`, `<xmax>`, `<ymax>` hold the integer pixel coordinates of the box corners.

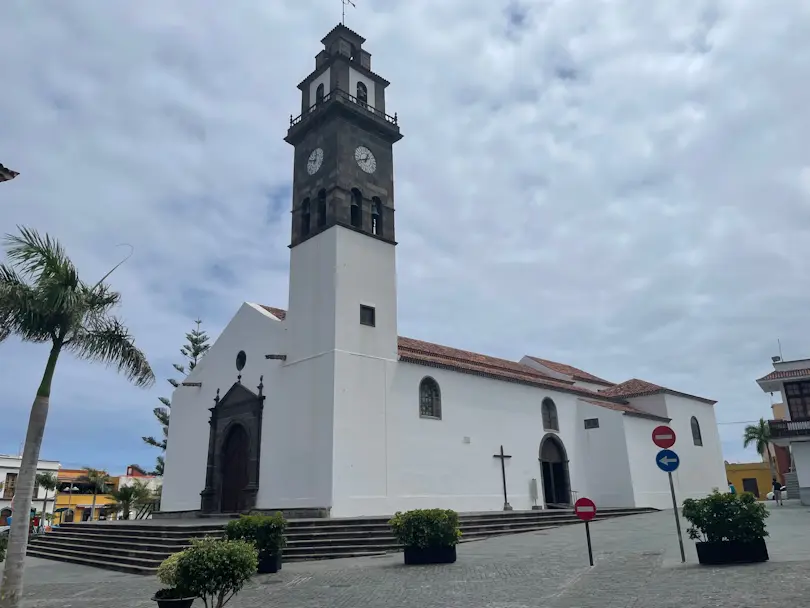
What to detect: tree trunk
<box><xmin>42</xmin><ymin>489</ymin><xmax>48</xmax><ymax>528</ymax></box>
<box><xmin>0</xmin><ymin>343</ymin><xmax>59</xmax><ymax>608</ymax></box>
<box><xmin>764</xmin><ymin>443</ymin><xmax>777</xmax><ymax>481</ymax></box>
<box><xmin>90</xmin><ymin>491</ymin><xmax>97</xmax><ymax>522</ymax></box>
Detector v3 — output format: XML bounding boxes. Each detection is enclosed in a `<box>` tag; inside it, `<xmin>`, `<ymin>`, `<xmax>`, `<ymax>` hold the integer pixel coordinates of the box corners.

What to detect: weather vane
<box><xmin>342</xmin><ymin>0</ymin><xmax>356</xmax><ymax>25</ymax></box>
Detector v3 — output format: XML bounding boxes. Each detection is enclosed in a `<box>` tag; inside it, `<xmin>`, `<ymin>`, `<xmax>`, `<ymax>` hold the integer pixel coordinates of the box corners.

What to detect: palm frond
<box><xmin>0</xmin><ymin>263</ymin><xmax>53</xmax><ymax>343</ymax></box>
<box><xmin>66</xmin><ymin>316</ymin><xmax>155</xmax><ymax>388</ymax></box>
<box><xmin>142</xmin><ymin>435</ymin><xmax>167</xmax><ymax>450</ymax></box>
<box><xmin>4</xmin><ymin>227</ymin><xmax>79</xmax><ymax>288</ymax></box>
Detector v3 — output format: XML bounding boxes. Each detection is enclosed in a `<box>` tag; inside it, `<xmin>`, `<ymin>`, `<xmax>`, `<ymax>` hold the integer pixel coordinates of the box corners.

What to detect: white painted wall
<box><xmin>308</xmin><ymin>68</ymin><xmax>330</xmax><ymax>109</ymax></box>
<box><xmin>331</xmin><ymin>360</ymin><xmax>585</xmax><ymax>517</ymax></box>
<box><xmin>574</xmin><ymin>402</ymin><xmax>634</xmax><ymax>508</ymax></box>
<box><xmin>118</xmin><ymin>475</ymin><xmax>162</xmax><ymax>494</ymax></box>
<box><xmin>0</xmin><ymin>456</ymin><xmax>60</xmax><ymax>516</ymax></box>
<box><xmin>162</xmin><ymin>303</ymin><xmax>285</xmax><ymax>512</ymax></box>
<box><xmin>623</xmin><ymin>415</ymin><xmax>677</xmax><ymax>509</ymax></box>
<box><xmin>624</xmin><ymin>393</ymin><xmax>668</xmax><ymax>419</ymax></box>
<box><xmin>791</xmin><ymin>442</ymin><xmax>810</xmax><ymax>505</ymax></box>
<box><xmin>348</xmin><ymin>67</ymin><xmax>376</xmax><ymax>109</ymax></box>
<box><xmin>663</xmin><ymin>394</ymin><xmax>726</xmax><ymax>501</ymax></box>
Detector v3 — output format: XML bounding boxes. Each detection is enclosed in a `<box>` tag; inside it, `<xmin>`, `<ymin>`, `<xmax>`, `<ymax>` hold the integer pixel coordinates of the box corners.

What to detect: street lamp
<box><xmin>0</xmin><ymin>163</ymin><xmax>19</xmax><ymax>182</ymax></box>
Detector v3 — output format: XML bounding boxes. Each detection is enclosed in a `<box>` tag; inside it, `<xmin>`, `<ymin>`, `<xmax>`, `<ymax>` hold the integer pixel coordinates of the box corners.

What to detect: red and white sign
<box><xmin>651</xmin><ymin>425</ymin><xmax>676</xmax><ymax>449</ymax></box>
<box><xmin>574</xmin><ymin>497</ymin><xmax>597</xmax><ymax>522</ymax></box>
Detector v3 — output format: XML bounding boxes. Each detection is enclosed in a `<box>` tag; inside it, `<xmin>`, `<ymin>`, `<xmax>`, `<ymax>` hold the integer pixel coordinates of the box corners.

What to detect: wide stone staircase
<box><xmin>784</xmin><ymin>471</ymin><xmax>800</xmax><ymax>499</ymax></box>
<box><xmin>27</xmin><ymin>506</ymin><xmax>654</xmax><ymax>575</ymax></box>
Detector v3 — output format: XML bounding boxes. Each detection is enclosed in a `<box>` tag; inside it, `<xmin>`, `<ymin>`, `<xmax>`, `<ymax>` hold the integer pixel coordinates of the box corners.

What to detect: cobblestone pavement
<box><xmin>11</xmin><ymin>501</ymin><xmax>810</xmax><ymax>608</ymax></box>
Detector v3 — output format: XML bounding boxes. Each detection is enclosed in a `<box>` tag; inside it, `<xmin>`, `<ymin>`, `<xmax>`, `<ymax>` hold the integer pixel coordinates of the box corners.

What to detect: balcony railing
<box><xmin>769</xmin><ymin>419</ymin><xmax>810</xmax><ymax>439</ymax></box>
<box><xmin>289</xmin><ymin>88</ymin><xmax>398</xmax><ymax>128</ymax></box>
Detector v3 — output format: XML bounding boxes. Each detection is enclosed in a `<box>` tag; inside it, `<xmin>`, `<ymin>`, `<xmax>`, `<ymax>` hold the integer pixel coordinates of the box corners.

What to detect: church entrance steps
<box><xmin>27</xmin><ymin>507</ymin><xmax>655</xmax><ymax>574</ymax></box>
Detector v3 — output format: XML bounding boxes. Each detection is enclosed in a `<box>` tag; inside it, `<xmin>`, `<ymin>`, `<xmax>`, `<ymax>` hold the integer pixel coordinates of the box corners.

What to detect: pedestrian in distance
<box><xmin>772</xmin><ymin>477</ymin><xmax>783</xmax><ymax>506</ymax></box>
<box><xmin>728</xmin><ymin>480</ymin><xmax>737</xmax><ymax>495</ymax></box>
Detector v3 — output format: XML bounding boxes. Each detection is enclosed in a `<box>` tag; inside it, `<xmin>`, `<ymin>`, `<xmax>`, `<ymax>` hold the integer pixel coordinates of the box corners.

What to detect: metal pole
<box><xmin>585</xmin><ymin>521</ymin><xmax>594</xmax><ymax>566</ymax></box>
<box><xmin>668</xmin><ymin>471</ymin><xmax>686</xmax><ymax>563</ymax></box>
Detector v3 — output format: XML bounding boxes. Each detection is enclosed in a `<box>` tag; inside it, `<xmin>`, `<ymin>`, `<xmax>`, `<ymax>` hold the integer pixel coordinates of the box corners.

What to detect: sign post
<box><xmin>655</xmin><ymin>444</ymin><xmax>686</xmax><ymax>564</ymax></box>
<box><xmin>574</xmin><ymin>497</ymin><xmax>596</xmax><ymax>566</ymax></box>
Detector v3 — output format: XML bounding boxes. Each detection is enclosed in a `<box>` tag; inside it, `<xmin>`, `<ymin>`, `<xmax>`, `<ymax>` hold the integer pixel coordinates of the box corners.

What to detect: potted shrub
<box><xmin>389</xmin><ymin>508</ymin><xmax>462</xmax><ymax>565</ymax></box>
<box><xmin>153</xmin><ymin>551</ymin><xmax>196</xmax><ymax>608</ymax></box>
<box><xmin>173</xmin><ymin>537</ymin><xmax>257</xmax><ymax>608</ymax></box>
<box><xmin>682</xmin><ymin>490</ymin><xmax>770</xmax><ymax>565</ymax></box>
<box><xmin>225</xmin><ymin>512</ymin><xmax>287</xmax><ymax>574</ymax></box>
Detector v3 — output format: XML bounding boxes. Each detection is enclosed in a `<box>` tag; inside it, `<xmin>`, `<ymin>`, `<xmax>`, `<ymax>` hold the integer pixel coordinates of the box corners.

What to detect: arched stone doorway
<box><xmin>539</xmin><ymin>434</ymin><xmax>571</xmax><ymax>507</ymax></box>
<box><xmin>219</xmin><ymin>424</ymin><xmax>250</xmax><ymax>513</ymax></box>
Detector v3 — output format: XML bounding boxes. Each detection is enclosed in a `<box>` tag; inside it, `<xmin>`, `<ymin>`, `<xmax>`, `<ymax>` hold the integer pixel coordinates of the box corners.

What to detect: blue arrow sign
<box><xmin>656</xmin><ymin>449</ymin><xmax>680</xmax><ymax>473</ymax></box>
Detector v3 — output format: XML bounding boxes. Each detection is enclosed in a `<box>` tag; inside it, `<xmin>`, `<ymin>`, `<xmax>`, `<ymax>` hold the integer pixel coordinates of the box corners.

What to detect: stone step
<box><xmin>29</xmin><ymin>507</ymin><xmax>654</xmax><ymax>574</ymax></box>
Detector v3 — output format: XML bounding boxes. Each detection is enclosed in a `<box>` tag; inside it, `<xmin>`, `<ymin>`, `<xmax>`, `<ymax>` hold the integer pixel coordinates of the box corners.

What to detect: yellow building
<box><xmin>725</xmin><ymin>462</ymin><xmax>774</xmax><ymax>500</ymax></box>
<box><xmin>53</xmin><ymin>468</ymin><xmax>120</xmax><ymax>524</ymax></box>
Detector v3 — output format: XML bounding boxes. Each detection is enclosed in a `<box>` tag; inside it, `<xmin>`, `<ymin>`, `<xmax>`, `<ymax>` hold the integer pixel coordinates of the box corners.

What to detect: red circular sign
<box><xmin>652</xmin><ymin>425</ymin><xmax>676</xmax><ymax>449</ymax></box>
<box><xmin>574</xmin><ymin>497</ymin><xmax>596</xmax><ymax>522</ymax></box>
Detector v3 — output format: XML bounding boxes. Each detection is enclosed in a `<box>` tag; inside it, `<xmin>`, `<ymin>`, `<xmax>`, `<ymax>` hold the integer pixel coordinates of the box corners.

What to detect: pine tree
<box><xmin>143</xmin><ymin>319</ymin><xmax>210</xmax><ymax>475</ymax></box>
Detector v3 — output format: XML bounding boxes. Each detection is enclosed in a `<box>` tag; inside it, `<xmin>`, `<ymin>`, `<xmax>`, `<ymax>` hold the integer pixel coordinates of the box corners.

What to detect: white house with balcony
<box><xmin>0</xmin><ymin>454</ymin><xmax>61</xmax><ymax>524</ymax></box>
<box><xmin>757</xmin><ymin>357</ymin><xmax>810</xmax><ymax>505</ymax></box>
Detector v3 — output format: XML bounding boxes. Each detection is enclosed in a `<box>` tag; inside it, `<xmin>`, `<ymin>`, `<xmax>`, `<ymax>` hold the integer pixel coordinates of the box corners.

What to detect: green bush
<box><xmin>224</xmin><ymin>512</ymin><xmax>287</xmax><ymax>559</ymax></box>
<box><xmin>0</xmin><ymin>535</ymin><xmax>7</xmax><ymax>562</ymax></box>
<box><xmin>682</xmin><ymin>490</ymin><xmax>769</xmax><ymax>544</ymax></box>
<box><xmin>389</xmin><ymin>509</ymin><xmax>462</xmax><ymax>549</ymax></box>
<box><xmin>174</xmin><ymin>537</ymin><xmax>257</xmax><ymax>608</ymax></box>
<box><xmin>155</xmin><ymin>551</ymin><xmax>186</xmax><ymax>598</ymax></box>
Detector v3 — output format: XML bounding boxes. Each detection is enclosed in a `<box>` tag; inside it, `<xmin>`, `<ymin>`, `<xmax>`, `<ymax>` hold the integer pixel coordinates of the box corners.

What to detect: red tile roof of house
<box><xmin>599</xmin><ymin>378</ymin><xmax>716</xmax><ymax>405</ymax></box>
<box><xmin>757</xmin><ymin>368</ymin><xmax>810</xmax><ymax>382</ymax></box>
<box><xmin>526</xmin><ymin>356</ymin><xmax>614</xmax><ymax>386</ymax></box>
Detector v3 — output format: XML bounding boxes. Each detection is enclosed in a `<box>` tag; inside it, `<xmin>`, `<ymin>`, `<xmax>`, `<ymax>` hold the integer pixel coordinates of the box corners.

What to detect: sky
<box><xmin>1</xmin><ymin>0</ymin><xmax>809</xmax><ymax>474</ymax></box>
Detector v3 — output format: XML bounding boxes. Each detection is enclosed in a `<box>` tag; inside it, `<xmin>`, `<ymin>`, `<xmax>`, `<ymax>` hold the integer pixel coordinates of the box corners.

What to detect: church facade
<box><xmin>160</xmin><ymin>25</ymin><xmax>727</xmax><ymax>518</ymax></box>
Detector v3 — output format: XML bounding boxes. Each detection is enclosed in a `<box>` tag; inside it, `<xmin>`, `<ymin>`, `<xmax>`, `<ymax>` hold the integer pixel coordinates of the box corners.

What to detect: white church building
<box><xmin>160</xmin><ymin>24</ymin><xmax>727</xmax><ymax>519</ymax></box>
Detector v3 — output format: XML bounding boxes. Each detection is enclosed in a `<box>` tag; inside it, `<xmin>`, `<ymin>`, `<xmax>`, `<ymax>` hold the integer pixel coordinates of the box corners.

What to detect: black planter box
<box><xmin>403</xmin><ymin>545</ymin><xmax>457</xmax><ymax>565</ymax></box>
<box><xmin>152</xmin><ymin>595</ymin><xmax>195</xmax><ymax>608</ymax></box>
<box><xmin>695</xmin><ymin>538</ymin><xmax>769</xmax><ymax>565</ymax></box>
<box><xmin>257</xmin><ymin>552</ymin><xmax>282</xmax><ymax>574</ymax></box>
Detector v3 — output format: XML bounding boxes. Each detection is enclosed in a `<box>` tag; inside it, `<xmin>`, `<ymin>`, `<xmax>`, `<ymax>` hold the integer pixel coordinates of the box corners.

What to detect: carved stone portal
<box><xmin>200</xmin><ymin>379</ymin><xmax>264</xmax><ymax>513</ymax></box>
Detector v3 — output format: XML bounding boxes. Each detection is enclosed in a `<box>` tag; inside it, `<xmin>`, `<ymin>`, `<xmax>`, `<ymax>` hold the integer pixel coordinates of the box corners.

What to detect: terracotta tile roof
<box><xmin>757</xmin><ymin>368</ymin><xmax>810</xmax><ymax>382</ymax></box>
<box><xmin>258</xmin><ymin>305</ymin><xmax>287</xmax><ymax>320</ymax></box>
<box><xmin>599</xmin><ymin>378</ymin><xmax>716</xmax><ymax>405</ymax></box>
<box><xmin>526</xmin><ymin>356</ymin><xmax>614</xmax><ymax>386</ymax></box>
<box><xmin>256</xmin><ymin>305</ymin><xmax>640</xmax><ymax>403</ymax></box>
<box><xmin>580</xmin><ymin>398</ymin><xmax>669</xmax><ymax>421</ymax></box>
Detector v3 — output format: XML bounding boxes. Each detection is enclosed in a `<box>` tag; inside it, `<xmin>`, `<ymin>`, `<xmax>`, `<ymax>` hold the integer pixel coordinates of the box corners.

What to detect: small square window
<box><xmin>360</xmin><ymin>305</ymin><xmax>376</xmax><ymax>327</ymax></box>
<box><xmin>584</xmin><ymin>418</ymin><xmax>600</xmax><ymax>429</ymax></box>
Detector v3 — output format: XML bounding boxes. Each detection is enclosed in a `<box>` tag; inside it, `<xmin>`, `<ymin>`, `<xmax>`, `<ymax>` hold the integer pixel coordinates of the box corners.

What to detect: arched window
<box><xmin>419</xmin><ymin>377</ymin><xmax>441</xmax><ymax>419</ymax></box>
<box><xmin>691</xmin><ymin>416</ymin><xmax>703</xmax><ymax>446</ymax></box>
<box><xmin>356</xmin><ymin>82</ymin><xmax>368</xmax><ymax>108</ymax></box>
<box><xmin>315</xmin><ymin>83</ymin><xmax>325</xmax><ymax>105</ymax></box>
<box><xmin>350</xmin><ymin>188</ymin><xmax>363</xmax><ymax>228</ymax></box>
<box><xmin>371</xmin><ymin>197</ymin><xmax>382</xmax><ymax>236</ymax></box>
<box><xmin>317</xmin><ymin>189</ymin><xmax>327</xmax><ymax>227</ymax></box>
<box><xmin>542</xmin><ymin>398</ymin><xmax>559</xmax><ymax>431</ymax></box>
<box><xmin>301</xmin><ymin>198</ymin><xmax>311</xmax><ymax>238</ymax></box>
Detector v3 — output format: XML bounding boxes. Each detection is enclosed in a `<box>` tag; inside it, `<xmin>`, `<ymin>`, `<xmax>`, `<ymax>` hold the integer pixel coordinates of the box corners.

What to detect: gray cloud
<box><xmin>1</xmin><ymin>0</ymin><xmax>808</xmax><ymax>468</ymax></box>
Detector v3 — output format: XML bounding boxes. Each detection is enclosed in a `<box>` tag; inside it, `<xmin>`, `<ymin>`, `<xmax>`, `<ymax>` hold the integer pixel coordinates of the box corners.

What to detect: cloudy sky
<box><xmin>1</xmin><ymin>0</ymin><xmax>808</xmax><ymax>473</ymax></box>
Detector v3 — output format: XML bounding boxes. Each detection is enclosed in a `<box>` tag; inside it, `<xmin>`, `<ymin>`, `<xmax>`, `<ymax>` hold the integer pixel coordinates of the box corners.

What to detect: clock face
<box><xmin>306</xmin><ymin>148</ymin><xmax>324</xmax><ymax>175</ymax></box>
<box><xmin>354</xmin><ymin>146</ymin><xmax>377</xmax><ymax>174</ymax></box>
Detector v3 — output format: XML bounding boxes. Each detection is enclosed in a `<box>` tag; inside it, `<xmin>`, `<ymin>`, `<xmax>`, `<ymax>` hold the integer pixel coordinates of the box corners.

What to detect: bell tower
<box><xmin>283</xmin><ymin>24</ymin><xmax>403</xmax><ymax>364</ymax></box>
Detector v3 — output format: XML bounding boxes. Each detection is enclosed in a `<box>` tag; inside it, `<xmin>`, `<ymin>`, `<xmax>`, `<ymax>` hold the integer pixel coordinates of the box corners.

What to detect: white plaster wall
<box><xmin>792</xmin><ymin>442</ymin><xmax>810</xmax><ymax>490</ymax></box>
<box><xmin>663</xmin><ymin>394</ymin><xmax>727</xmax><ymax>500</ymax></box>
<box><xmin>118</xmin><ymin>475</ymin><xmax>162</xmax><ymax>493</ymax></box>
<box><xmin>348</xmin><ymin>67</ymin><xmax>376</xmax><ymax>109</ymax></box>
<box><xmin>308</xmin><ymin>68</ymin><xmax>330</xmax><ymax>109</ymax></box>
<box><xmin>574</xmin><ymin>402</ymin><xmax>634</xmax><ymax>508</ymax></box>
<box><xmin>333</xmin><ymin>226</ymin><xmax>398</xmax><ymax>360</ymax></box>
<box><xmin>0</xmin><ymin>458</ymin><xmax>60</xmax><ymax>515</ymax></box>
<box><xmin>332</xmin><ymin>360</ymin><xmax>584</xmax><ymax>517</ymax></box>
<box><xmin>624</xmin><ymin>393</ymin><xmax>668</xmax><ymax>419</ymax></box>
<box><xmin>286</xmin><ymin>229</ymin><xmax>339</xmax><ymax>363</ymax></box>
<box><xmin>573</xmin><ymin>380</ymin><xmax>612</xmax><ymax>392</ymax></box>
<box><xmin>623</xmin><ymin>415</ymin><xmax>677</xmax><ymax>509</ymax></box>
<box><xmin>161</xmin><ymin>303</ymin><xmax>283</xmax><ymax>512</ymax></box>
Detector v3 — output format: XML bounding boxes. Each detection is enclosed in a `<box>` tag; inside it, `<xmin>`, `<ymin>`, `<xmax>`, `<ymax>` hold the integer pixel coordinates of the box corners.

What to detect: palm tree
<box><xmin>0</xmin><ymin>227</ymin><xmax>154</xmax><ymax>608</ymax></box>
<box><xmin>78</xmin><ymin>468</ymin><xmax>111</xmax><ymax>522</ymax></box>
<box><xmin>34</xmin><ymin>472</ymin><xmax>58</xmax><ymax>522</ymax></box>
<box><xmin>743</xmin><ymin>418</ymin><xmax>776</xmax><ymax>479</ymax></box>
<box><xmin>110</xmin><ymin>480</ymin><xmax>152</xmax><ymax>520</ymax></box>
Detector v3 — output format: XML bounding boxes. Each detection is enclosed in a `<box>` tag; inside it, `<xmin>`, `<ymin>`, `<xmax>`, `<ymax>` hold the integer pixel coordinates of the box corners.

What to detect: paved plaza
<box><xmin>10</xmin><ymin>502</ymin><xmax>810</xmax><ymax>607</ymax></box>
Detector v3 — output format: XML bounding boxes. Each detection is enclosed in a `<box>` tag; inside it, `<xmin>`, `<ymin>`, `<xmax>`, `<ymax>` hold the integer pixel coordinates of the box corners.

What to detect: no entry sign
<box><xmin>574</xmin><ymin>497</ymin><xmax>597</xmax><ymax>522</ymax></box>
<box><xmin>652</xmin><ymin>425</ymin><xmax>676</xmax><ymax>449</ymax></box>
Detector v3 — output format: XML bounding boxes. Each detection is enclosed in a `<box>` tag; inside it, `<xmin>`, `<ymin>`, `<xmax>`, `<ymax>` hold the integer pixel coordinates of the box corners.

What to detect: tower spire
<box><xmin>341</xmin><ymin>0</ymin><xmax>355</xmax><ymax>25</ymax></box>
